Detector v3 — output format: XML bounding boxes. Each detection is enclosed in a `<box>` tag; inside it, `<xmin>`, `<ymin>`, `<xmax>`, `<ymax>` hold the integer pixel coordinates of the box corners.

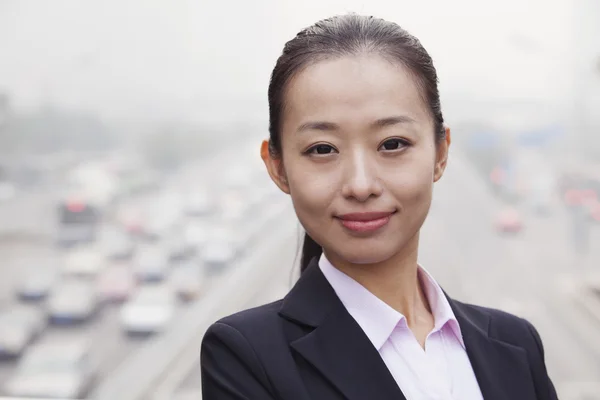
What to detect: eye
<box><xmin>305</xmin><ymin>144</ymin><xmax>338</xmax><ymax>155</ymax></box>
<box><xmin>379</xmin><ymin>138</ymin><xmax>410</xmax><ymax>152</ymax></box>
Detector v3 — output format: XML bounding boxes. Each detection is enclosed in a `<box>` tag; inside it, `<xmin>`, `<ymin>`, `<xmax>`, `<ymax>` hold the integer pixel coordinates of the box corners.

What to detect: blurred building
<box><xmin>572</xmin><ymin>0</ymin><xmax>600</xmax><ymax>159</ymax></box>
<box><xmin>0</xmin><ymin>92</ymin><xmax>8</xmax><ymax>124</ymax></box>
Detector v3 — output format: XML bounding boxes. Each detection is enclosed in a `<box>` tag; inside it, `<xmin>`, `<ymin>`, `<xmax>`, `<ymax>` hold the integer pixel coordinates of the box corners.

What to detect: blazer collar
<box><xmin>279</xmin><ymin>258</ymin><xmax>535</xmax><ymax>400</ymax></box>
<box><xmin>280</xmin><ymin>258</ymin><xmax>406</xmax><ymax>400</ymax></box>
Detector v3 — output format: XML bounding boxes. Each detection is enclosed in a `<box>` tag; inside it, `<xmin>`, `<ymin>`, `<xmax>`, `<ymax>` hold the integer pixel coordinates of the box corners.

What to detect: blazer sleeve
<box><xmin>524</xmin><ymin>319</ymin><xmax>559</xmax><ymax>400</ymax></box>
<box><xmin>201</xmin><ymin>322</ymin><xmax>277</xmax><ymax>400</ymax></box>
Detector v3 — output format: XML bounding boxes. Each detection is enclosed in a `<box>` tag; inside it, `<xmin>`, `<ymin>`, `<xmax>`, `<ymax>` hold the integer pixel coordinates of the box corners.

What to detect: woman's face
<box><xmin>264</xmin><ymin>55</ymin><xmax>449</xmax><ymax>265</ymax></box>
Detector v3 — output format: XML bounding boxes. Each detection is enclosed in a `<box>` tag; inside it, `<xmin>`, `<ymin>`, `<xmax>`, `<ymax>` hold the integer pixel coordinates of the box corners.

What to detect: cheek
<box><xmin>385</xmin><ymin>157</ymin><xmax>435</xmax><ymax>207</ymax></box>
<box><xmin>285</xmin><ymin>159</ymin><xmax>337</xmax><ymax>222</ymax></box>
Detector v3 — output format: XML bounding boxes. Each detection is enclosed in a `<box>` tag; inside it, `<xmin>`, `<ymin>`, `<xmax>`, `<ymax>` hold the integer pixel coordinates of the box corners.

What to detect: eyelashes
<box><xmin>304</xmin><ymin>137</ymin><xmax>411</xmax><ymax>157</ymax></box>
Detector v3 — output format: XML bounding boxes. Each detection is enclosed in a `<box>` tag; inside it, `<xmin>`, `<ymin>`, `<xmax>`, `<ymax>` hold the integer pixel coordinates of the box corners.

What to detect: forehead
<box><xmin>282</xmin><ymin>55</ymin><xmax>430</xmax><ymax>129</ymax></box>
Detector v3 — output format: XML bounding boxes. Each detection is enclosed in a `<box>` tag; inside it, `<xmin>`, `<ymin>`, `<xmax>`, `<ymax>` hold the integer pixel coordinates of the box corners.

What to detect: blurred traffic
<box><xmin>0</xmin><ymin>138</ymin><xmax>289</xmax><ymax>398</ymax></box>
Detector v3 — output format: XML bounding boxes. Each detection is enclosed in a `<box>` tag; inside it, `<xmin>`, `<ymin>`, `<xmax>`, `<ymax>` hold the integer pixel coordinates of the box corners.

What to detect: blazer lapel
<box><xmin>448</xmin><ymin>297</ymin><xmax>538</xmax><ymax>400</ymax></box>
<box><xmin>279</xmin><ymin>259</ymin><xmax>406</xmax><ymax>400</ymax></box>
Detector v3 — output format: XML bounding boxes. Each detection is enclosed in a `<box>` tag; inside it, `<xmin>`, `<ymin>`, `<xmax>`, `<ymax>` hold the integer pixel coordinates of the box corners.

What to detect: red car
<box><xmin>97</xmin><ymin>266</ymin><xmax>136</xmax><ymax>303</ymax></box>
<box><xmin>495</xmin><ymin>207</ymin><xmax>523</xmax><ymax>233</ymax></box>
<box><xmin>588</xmin><ymin>200</ymin><xmax>600</xmax><ymax>223</ymax></box>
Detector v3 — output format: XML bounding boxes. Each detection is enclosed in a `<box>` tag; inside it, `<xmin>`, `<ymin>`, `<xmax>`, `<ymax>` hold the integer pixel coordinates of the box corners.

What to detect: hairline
<box><xmin>275</xmin><ymin>50</ymin><xmax>438</xmax><ymax>153</ymax></box>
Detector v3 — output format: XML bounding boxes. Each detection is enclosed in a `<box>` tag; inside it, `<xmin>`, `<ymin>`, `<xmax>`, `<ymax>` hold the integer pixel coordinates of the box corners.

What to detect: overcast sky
<box><xmin>0</xmin><ymin>0</ymin><xmax>580</xmax><ymax>126</ymax></box>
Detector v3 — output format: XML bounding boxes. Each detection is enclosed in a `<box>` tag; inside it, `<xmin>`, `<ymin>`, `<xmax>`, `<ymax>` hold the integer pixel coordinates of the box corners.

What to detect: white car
<box><xmin>3</xmin><ymin>341</ymin><xmax>96</xmax><ymax>399</ymax></box>
<box><xmin>47</xmin><ymin>280</ymin><xmax>99</xmax><ymax>323</ymax></box>
<box><xmin>183</xmin><ymin>222</ymin><xmax>210</xmax><ymax>250</ymax></box>
<box><xmin>16</xmin><ymin>269</ymin><xmax>56</xmax><ymax>301</ymax></box>
<box><xmin>210</xmin><ymin>225</ymin><xmax>245</xmax><ymax>253</ymax></box>
<box><xmin>165</xmin><ymin>235</ymin><xmax>195</xmax><ymax>262</ymax></box>
<box><xmin>120</xmin><ymin>285</ymin><xmax>176</xmax><ymax>334</ymax></box>
<box><xmin>133</xmin><ymin>246</ymin><xmax>170</xmax><ymax>282</ymax></box>
<box><xmin>0</xmin><ymin>181</ymin><xmax>16</xmax><ymax>201</ymax></box>
<box><xmin>143</xmin><ymin>193</ymin><xmax>183</xmax><ymax>239</ymax></box>
<box><xmin>102</xmin><ymin>231</ymin><xmax>135</xmax><ymax>260</ymax></box>
<box><xmin>184</xmin><ymin>191</ymin><xmax>214</xmax><ymax>216</ymax></box>
<box><xmin>170</xmin><ymin>263</ymin><xmax>205</xmax><ymax>302</ymax></box>
<box><xmin>202</xmin><ymin>240</ymin><xmax>237</xmax><ymax>273</ymax></box>
<box><xmin>62</xmin><ymin>247</ymin><xmax>105</xmax><ymax>277</ymax></box>
<box><xmin>0</xmin><ymin>306</ymin><xmax>45</xmax><ymax>358</ymax></box>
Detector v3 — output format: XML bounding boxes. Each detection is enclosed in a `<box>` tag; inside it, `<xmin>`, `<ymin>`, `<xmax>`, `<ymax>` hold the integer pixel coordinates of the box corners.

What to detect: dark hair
<box><xmin>267</xmin><ymin>14</ymin><xmax>446</xmax><ymax>274</ymax></box>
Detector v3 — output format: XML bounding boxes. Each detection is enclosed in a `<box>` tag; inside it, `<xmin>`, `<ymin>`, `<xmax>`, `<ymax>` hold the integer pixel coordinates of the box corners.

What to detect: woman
<box><xmin>201</xmin><ymin>14</ymin><xmax>558</xmax><ymax>400</ymax></box>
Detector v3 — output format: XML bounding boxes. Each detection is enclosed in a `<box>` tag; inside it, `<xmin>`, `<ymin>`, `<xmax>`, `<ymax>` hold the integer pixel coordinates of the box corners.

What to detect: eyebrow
<box><xmin>371</xmin><ymin>115</ymin><xmax>416</xmax><ymax>128</ymax></box>
<box><xmin>296</xmin><ymin>115</ymin><xmax>415</xmax><ymax>134</ymax></box>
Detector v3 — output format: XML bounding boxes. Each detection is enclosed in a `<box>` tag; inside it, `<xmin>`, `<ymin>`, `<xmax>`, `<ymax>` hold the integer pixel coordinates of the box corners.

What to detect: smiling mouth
<box><xmin>336</xmin><ymin>211</ymin><xmax>396</xmax><ymax>234</ymax></box>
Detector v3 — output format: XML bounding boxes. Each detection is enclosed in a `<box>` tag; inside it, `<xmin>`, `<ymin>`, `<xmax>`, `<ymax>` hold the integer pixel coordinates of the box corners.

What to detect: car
<box><xmin>55</xmin><ymin>198</ymin><xmax>101</xmax><ymax>247</ymax></box>
<box><xmin>170</xmin><ymin>263</ymin><xmax>206</xmax><ymax>302</ymax></box>
<box><xmin>218</xmin><ymin>190</ymin><xmax>249</xmax><ymax>223</ymax></box>
<box><xmin>184</xmin><ymin>190</ymin><xmax>214</xmax><ymax>216</ymax></box>
<box><xmin>142</xmin><ymin>193</ymin><xmax>183</xmax><ymax>239</ymax></box>
<box><xmin>133</xmin><ymin>246</ymin><xmax>170</xmax><ymax>282</ymax></box>
<box><xmin>3</xmin><ymin>341</ymin><xmax>97</xmax><ymax>399</ymax></box>
<box><xmin>119</xmin><ymin>285</ymin><xmax>176</xmax><ymax>334</ymax></box>
<box><xmin>143</xmin><ymin>208</ymin><xmax>180</xmax><ymax>241</ymax></box>
<box><xmin>15</xmin><ymin>269</ymin><xmax>56</xmax><ymax>301</ymax></box>
<box><xmin>118</xmin><ymin>207</ymin><xmax>145</xmax><ymax>235</ymax></box>
<box><xmin>96</xmin><ymin>266</ymin><xmax>136</xmax><ymax>303</ymax></box>
<box><xmin>47</xmin><ymin>280</ymin><xmax>99</xmax><ymax>324</ymax></box>
<box><xmin>0</xmin><ymin>306</ymin><xmax>45</xmax><ymax>358</ymax></box>
<box><xmin>101</xmin><ymin>228</ymin><xmax>135</xmax><ymax>260</ymax></box>
<box><xmin>55</xmin><ymin>224</ymin><xmax>97</xmax><ymax>248</ymax></box>
<box><xmin>165</xmin><ymin>235</ymin><xmax>195</xmax><ymax>262</ymax></box>
<box><xmin>202</xmin><ymin>240</ymin><xmax>237</xmax><ymax>273</ymax></box>
<box><xmin>62</xmin><ymin>247</ymin><xmax>105</xmax><ymax>278</ymax></box>
<box><xmin>0</xmin><ymin>181</ymin><xmax>16</xmax><ymax>201</ymax></box>
<box><xmin>211</xmin><ymin>225</ymin><xmax>246</xmax><ymax>253</ymax></box>
<box><xmin>495</xmin><ymin>207</ymin><xmax>523</xmax><ymax>233</ymax></box>
<box><xmin>589</xmin><ymin>200</ymin><xmax>600</xmax><ymax>223</ymax></box>
<box><xmin>183</xmin><ymin>222</ymin><xmax>210</xmax><ymax>250</ymax></box>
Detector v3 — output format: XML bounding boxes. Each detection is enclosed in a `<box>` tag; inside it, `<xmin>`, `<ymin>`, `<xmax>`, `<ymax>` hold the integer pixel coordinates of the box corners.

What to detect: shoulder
<box><xmin>202</xmin><ymin>300</ymin><xmax>285</xmax><ymax>349</ymax></box>
<box><xmin>200</xmin><ymin>301</ymin><xmax>285</xmax><ymax>398</ymax></box>
<box><xmin>454</xmin><ymin>301</ymin><xmax>558</xmax><ymax>398</ymax></box>
<box><xmin>455</xmin><ymin>300</ymin><xmax>543</xmax><ymax>350</ymax></box>
<box><xmin>215</xmin><ymin>299</ymin><xmax>284</xmax><ymax>333</ymax></box>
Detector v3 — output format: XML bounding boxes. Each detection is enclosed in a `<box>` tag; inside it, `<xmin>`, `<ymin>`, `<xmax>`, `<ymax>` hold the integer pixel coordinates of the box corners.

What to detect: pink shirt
<box><xmin>319</xmin><ymin>254</ymin><xmax>484</xmax><ymax>400</ymax></box>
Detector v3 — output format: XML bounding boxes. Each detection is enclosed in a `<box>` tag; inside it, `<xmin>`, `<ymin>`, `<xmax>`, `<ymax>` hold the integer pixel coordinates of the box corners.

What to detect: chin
<box><xmin>334</xmin><ymin>243</ymin><xmax>396</xmax><ymax>265</ymax></box>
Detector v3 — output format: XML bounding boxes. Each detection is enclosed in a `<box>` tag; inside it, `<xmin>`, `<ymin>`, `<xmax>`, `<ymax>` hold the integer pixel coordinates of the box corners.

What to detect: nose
<box><xmin>341</xmin><ymin>150</ymin><xmax>383</xmax><ymax>202</ymax></box>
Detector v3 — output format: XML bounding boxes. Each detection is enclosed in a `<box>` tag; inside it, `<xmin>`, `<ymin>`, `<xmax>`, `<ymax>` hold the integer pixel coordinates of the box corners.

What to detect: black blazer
<box><xmin>201</xmin><ymin>258</ymin><xmax>558</xmax><ymax>400</ymax></box>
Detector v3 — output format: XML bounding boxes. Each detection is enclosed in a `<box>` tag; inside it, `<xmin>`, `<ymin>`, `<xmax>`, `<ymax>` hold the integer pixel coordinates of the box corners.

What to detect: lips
<box><xmin>336</xmin><ymin>211</ymin><xmax>395</xmax><ymax>233</ymax></box>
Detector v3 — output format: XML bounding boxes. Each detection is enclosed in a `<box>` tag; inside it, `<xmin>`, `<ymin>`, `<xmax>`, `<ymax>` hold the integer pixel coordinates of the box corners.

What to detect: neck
<box><xmin>325</xmin><ymin>232</ymin><xmax>431</xmax><ymax>325</ymax></box>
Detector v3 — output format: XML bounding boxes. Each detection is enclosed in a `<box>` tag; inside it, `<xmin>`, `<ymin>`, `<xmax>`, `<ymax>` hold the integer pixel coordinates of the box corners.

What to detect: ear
<box><xmin>434</xmin><ymin>126</ymin><xmax>451</xmax><ymax>182</ymax></box>
<box><xmin>260</xmin><ymin>140</ymin><xmax>290</xmax><ymax>194</ymax></box>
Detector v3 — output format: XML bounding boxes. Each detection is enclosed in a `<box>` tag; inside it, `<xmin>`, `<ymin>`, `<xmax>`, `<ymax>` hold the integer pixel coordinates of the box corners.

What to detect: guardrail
<box><xmin>90</xmin><ymin>201</ymin><xmax>298</xmax><ymax>400</ymax></box>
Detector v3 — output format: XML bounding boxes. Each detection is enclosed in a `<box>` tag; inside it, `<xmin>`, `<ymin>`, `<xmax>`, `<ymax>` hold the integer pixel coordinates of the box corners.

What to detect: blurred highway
<box><xmin>0</xmin><ymin>136</ymin><xmax>294</xmax><ymax>398</ymax></box>
<box><xmin>166</xmin><ymin>154</ymin><xmax>600</xmax><ymax>400</ymax></box>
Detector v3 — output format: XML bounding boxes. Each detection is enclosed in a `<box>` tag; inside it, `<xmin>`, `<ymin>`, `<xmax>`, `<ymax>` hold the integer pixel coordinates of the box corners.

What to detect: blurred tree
<box><xmin>140</xmin><ymin>123</ymin><xmax>241</xmax><ymax>171</ymax></box>
<box><xmin>142</xmin><ymin>127</ymin><xmax>183</xmax><ymax>171</ymax></box>
<box><xmin>0</xmin><ymin>106</ymin><xmax>116</xmax><ymax>156</ymax></box>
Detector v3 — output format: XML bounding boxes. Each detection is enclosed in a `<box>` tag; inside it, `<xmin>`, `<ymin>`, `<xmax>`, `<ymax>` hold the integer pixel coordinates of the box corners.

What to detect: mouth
<box><xmin>335</xmin><ymin>211</ymin><xmax>396</xmax><ymax>234</ymax></box>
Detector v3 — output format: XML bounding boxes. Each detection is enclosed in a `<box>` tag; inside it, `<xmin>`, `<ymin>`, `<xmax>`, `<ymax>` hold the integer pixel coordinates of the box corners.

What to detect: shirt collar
<box><xmin>318</xmin><ymin>253</ymin><xmax>465</xmax><ymax>350</ymax></box>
